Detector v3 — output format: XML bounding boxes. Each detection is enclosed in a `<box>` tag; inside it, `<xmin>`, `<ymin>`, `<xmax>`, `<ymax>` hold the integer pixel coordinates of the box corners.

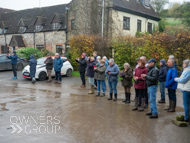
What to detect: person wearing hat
<box><xmin>44</xmin><ymin>54</ymin><xmax>54</xmax><ymax>83</ymax></box>
<box><xmin>54</xmin><ymin>53</ymin><xmax>63</xmax><ymax>84</ymax></box>
<box><xmin>76</xmin><ymin>53</ymin><xmax>87</xmax><ymax>88</ymax></box>
<box><xmin>141</xmin><ymin>58</ymin><xmax>159</xmax><ymax>118</ymax></box>
<box><xmin>165</xmin><ymin>58</ymin><xmax>178</xmax><ymax>112</ymax></box>
<box><xmin>7</xmin><ymin>51</ymin><xmax>18</xmax><ymax>79</ymax></box>
<box><xmin>158</xmin><ymin>59</ymin><xmax>168</xmax><ymax>103</ymax></box>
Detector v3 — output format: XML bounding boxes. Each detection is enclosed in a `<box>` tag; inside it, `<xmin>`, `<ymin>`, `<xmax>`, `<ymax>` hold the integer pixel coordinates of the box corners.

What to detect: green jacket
<box><xmin>95</xmin><ymin>65</ymin><xmax>106</xmax><ymax>81</ymax></box>
<box><xmin>121</xmin><ymin>68</ymin><xmax>133</xmax><ymax>87</ymax></box>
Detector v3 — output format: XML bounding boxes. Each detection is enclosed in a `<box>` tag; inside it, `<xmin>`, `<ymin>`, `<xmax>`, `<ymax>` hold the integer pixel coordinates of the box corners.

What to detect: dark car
<box><xmin>0</xmin><ymin>54</ymin><xmax>28</xmax><ymax>71</ymax></box>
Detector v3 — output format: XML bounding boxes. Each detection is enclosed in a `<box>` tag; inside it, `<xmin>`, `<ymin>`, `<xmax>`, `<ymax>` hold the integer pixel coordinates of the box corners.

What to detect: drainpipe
<box><xmin>33</xmin><ymin>32</ymin><xmax>35</xmax><ymax>49</ymax></box>
<box><xmin>102</xmin><ymin>0</ymin><xmax>105</xmax><ymax>37</ymax></box>
<box><xmin>44</xmin><ymin>32</ymin><xmax>46</xmax><ymax>49</ymax></box>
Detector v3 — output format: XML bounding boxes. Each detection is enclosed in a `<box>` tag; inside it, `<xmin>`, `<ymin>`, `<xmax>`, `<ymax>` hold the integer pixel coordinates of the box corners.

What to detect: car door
<box><xmin>6</xmin><ymin>56</ymin><xmax>12</xmax><ymax>69</ymax></box>
<box><xmin>0</xmin><ymin>56</ymin><xmax>7</xmax><ymax>70</ymax></box>
<box><xmin>61</xmin><ymin>58</ymin><xmax>67</xmax><ymax>75</ymax></box>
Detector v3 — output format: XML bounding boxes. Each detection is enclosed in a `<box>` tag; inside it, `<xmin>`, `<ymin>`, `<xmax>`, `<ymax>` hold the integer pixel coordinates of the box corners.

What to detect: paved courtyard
<box><xmin>0</xmin><ymin>71</ymin><xmax>190</xmax><ymax>143</ymax></box>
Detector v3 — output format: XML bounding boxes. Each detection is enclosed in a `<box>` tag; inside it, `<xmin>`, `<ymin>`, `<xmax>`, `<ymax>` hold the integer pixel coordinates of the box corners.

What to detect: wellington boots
<box><xmin>126</xmin><ymin>93</ymin><xmax>131</xmax><ymax>104</ymax></box>
<box><xmin>168</xmin><ymin>100</ymin><xmax>176</xmax><ymax>112</ymax></box>
<box><xmin>138</xmin><ymin>98</ymin><xmax>145</xmax><ymax>112</ymax></box>
<box><xmin>108</xmin><ymin>93</ymin><xmax>113</xmax><ymax>100</ymax></box>
<box><xmin>88</xmin><ymin>85</ymin><xmax>94</xmax><ymax>94</ymax></box>
<box><xmin>165</xmin><ymin>100</ymin><xmax>171</xmax><ymax>111</ymax></box>
<box><xmin>113</xmin><ymin>94</ymin><xmax>117</xmax><ymax>101</ymax></box>
<box><xmin>132</xmin><ymin>97</ymin><xmax>138</xmax><ymax>111</ymax></box>
<box><xmin>122</xmin><ymin>92</ymin><xmax>127</xmax><ymax>103</ymax></box>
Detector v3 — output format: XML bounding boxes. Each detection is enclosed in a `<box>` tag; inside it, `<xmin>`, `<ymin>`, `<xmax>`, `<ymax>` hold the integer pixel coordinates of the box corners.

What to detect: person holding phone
<box><xmin>7</xmin><ymin>51</ymin><xmax>18</xmax><ymax>79</ymax></box>
<box><xmin>105</xmin><ymin>59</ymin><xmax>120</xmax><ymax>101</ymax></box>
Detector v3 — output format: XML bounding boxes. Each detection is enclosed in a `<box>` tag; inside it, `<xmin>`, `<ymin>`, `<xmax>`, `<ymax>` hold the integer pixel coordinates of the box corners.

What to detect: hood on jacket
<box><xmin>13</xmin><ymin>51</ymin><xmax>16</xmax><ymax>54</ymax></box>
<box><xmin>160</xmin><ymin>59</ymin><xmax>166</xmax><ymax>65</ymax></box>
<box><xmin>30</xmin><ymin>55</ymin><xmax>35</xmax><ymax>59</ymax></box>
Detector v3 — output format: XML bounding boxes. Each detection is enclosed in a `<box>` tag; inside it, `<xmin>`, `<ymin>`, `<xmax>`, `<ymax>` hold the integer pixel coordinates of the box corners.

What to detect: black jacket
<box><xmin>76</xmin><ymin>58</ymin><xmax>86</xmax><ymax>73</ymax></box>
<box><xmin>44</xmin><ymin>57</ymin><xmax>53</xmax><ymax>70</ymax></box>
<box><xmin>146</xmin><ymin>65</ymin><xmax>159</xmax><ymax>87</ymax></box>
<box><xmin>159</xmin><ymin>65</ymin><xmax>168</xmax><ymax>82</ymax></box>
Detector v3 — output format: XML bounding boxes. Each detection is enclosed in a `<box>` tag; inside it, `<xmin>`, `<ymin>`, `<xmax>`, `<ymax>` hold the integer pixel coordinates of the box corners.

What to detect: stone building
<box><xmin>0</xmin><ymin>0</ymin><xmax>160</xmax><ymax>54</ymax></box>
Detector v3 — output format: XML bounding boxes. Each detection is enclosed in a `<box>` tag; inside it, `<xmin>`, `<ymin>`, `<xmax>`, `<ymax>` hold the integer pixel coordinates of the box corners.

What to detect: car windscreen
<box><xmin>37</xmin><ymin>58</ymin><xmax>46</xmax><ymax>65</ymax></box>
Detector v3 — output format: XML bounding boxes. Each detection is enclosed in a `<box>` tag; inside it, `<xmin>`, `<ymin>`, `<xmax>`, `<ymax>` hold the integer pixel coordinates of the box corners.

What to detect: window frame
<box><xmin>123</xmin><ymin>17</ymin><xmax>130</xmax><ymax>30</ymax></box>
<box><xmin>147</xmin><ymin>22</ymin><xmax>153</xmax><ymax>34</ymax></box>
<box><xmin>71</xmin><ymin>19</ymin><xmax>75</xmax><ymax>30</ymax></box>
<box><xmin>35</xmin><ymin>25</ymin><xmax>43</xmax><ymax>32</ymax></box>
<box><xmin>36</xmin><ymin>45</ymin><xmax>44</xmax><ymax>51</ymax></box>
<box><xmin>56</xmin><ymin>45</ymin><xmax>63</xmax><ymax>54</ymax></box>
<box><xmin>137</xmin><ymin>20</ymin><xmax>142</xmax><ymax>32</ymax></box>
<box><xmin>52</xmin><ymin>23</ymin><xmax>60</xmax><ymax>30</ymax></box>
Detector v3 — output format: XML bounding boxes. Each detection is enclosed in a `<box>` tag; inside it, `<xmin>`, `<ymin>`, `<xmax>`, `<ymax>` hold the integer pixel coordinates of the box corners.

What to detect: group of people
<box><xmin>7</xmin><ymin>52</ymin><xmax>63</xmax><ymax>84</ymax></box>
<box><xmin>76</xmin><ymin>52</ymin><xmax>190</xmax><ymax>120</ymax></box>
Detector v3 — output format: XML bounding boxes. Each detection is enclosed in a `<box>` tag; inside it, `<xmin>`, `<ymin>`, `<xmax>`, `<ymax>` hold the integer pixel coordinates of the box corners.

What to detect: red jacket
<box><xmin>134</xmin><ymin>67</ymin><xmax>148</xmax><ymax>89</ymax></box>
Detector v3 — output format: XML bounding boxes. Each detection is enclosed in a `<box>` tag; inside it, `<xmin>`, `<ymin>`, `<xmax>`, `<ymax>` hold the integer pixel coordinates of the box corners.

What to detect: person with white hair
<box><xmin>169</xmin><ymin>55</ymin><xmax>178</xmax><ymax>70</ymax></box>
<box><xmin>165</xmin><ymin>58</ymin><xmax>178</xmax><ymax>112</ymax></box>
<box><xmin>120</xmin><ymin>63</ymin><xmax>133</xmax><ymax>103</ymax></box>
<box><xmin>54</xmin><ymin>53</ymin><xmax>63</xmax><ymax>84</ymax></box>
<box><xmin>94</xmin><ymin>56</ymin><xmax>101</xmax><ymax>89</ymax></box>
<box><xmin>105</xmin><ymin>59</ymin><xmax>120</xmax><ymax>101</ymax></box>
<box><xmin>175</xmin><ymin>59</ymin><xmax>190</xmax><ymax>122</ymax></box>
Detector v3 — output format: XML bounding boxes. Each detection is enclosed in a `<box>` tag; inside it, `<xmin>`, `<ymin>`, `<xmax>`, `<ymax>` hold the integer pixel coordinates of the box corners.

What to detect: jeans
<box><xmin>148</xmin><ymin>85</ymin><xmax>158</xmax><ymax>115</ymax></box>
<box><xmin>183</xmin><ymin>91</ymin><xmax>190</xmax><ymax>120</ymax></box>
<box><xmin>168</xmin><ymin>89</ymin><xmax>176</xmax><ymax>101</ymax></box>
<box><xmin>160</xmin><ymin>82</ymin><xmax>166</xmax><ymax>100</ymax></box>
<box><xmin>102</xmin><ymin>78</ymin><xmax>107</xmax><ymax>92</ymax></box>
<box><xmin>80</xmin><ymin>72</ymin><xmax>85</xmax><ymax>85</ymax></box>
<box><xmin>12</xmin><ymin>64</ymin><xmax>17</xmax><ymax>77</ymax></box>
<box><xmin>108</xmin><ymin>81</ymin><xmax>118</xmax><ymax>94</ymax></box>
<box><xmin>55</xmin><ymin>71</ymin><xmax>61</xmax><ymax>81</ymax></box>
<box><xmin>88</xmin><ymin>77</ymin><xmax>94</xmax><ymax>85</ymax></box>
<box><xmin>97</xmin><ymin>80</ymin><xmax>106</xmax><ymax>93</ymax></box>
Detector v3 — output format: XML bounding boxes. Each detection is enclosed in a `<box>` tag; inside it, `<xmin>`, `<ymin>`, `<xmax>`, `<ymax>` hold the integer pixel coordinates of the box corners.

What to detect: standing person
<box><xmin>165</xmin><ymin>59</ymin><xmax>178</xmax><ymax>112</ymax></box>
<box><xmin>7</xmin><ymin>51</ymin><xmax>18</xmax><ymax>79</ymax></box>
<box><xmin>169</xmin><ymin>55</ymin><xmax>178</xmax><ymax>70</ymax></box>
<box><xmin>133</xmin><ymin>59</ymin><xmax>148</xmax><ymax>111</ymax></box>
<box><xmin>93</xmin><ymin>51</ymin><xmax>97</xmax><ymax>62</ymax></box>
<box><xmin>106</xmin><ymin>59</ymin><xmax>120</xmax><ymax>101</ymax></box>
<box><xmin>44</xmin><ymin>54</ymin><xmax>53</xmax><ymax>83</ymax></box>
<box><xmin>102</xmin><ymin>56</ymin><xmax>108</xmax><ymax>93</ymax></box>
<box><xmin>94</xmin><ymin>56</ymin><xmax>101</xmax><ymax>89</ymax></box>
<box><xmin>76</xmin><ymin>53</ymin><xmax>87</xmax><ymax>88</ymax></box>
<box><xmin>120</xmin><ymin>63</ymin><xmax>133</xmax><ymax>104</ymax></box>
<box><xmin>175</xmin><ymin>59</ymin><xmax>190</xmax><ymax>122</ymax></box>
<box><xmin>158</xmin><ymin>59</ymin><xmax>168</xmax><ymax>103</ymax></box>
<box><xmin>141</xmin><ymin>59</ymin><xmax>159</xmax><ymax>118</ymax></box>
<box><xmin>95</xmin><ymin>60</ymin><xmax>106</xmax><ymax>97</ymax></box>
<box><xmin>29</xmin><ymin>55</ymin><xmax>37</xmax><ymax>84</ymax></box>
<box><xmin>54</xmin><ymin>53</ymin><xmax>63</xmax><ymax>84</ymax></box>
<box><xmin>86</xmin><ymin>57</ymin><xmax>96</xmax><ymax>94</ymax></box>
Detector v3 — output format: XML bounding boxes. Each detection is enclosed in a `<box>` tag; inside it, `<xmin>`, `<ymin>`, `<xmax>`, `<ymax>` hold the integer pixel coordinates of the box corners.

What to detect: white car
<box><xmin>22</xmin><ymin>56</ymin><xmax>73</xmax><ymax>81</ymax></box>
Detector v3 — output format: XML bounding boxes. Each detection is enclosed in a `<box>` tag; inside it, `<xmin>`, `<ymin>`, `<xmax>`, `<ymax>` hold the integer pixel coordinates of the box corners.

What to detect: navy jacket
<box><xmin>165</xmin><ymin>65</ymin><xmax>178</xmax><ymax>89</ymax></box>
<box><xmin>29</xmin><ymin>55</ymin><xmax>37</xmax><ymax>78</ymax></box>
<box><xmin>7</xmin><ymin>53</ymin><xmax>17</xmax><ymax>65</ymax></box>
<box><xmin>159</xmin><ymin>65</ymin><xmax>168</xmax><ymax>82</ymax></box>
<box><xmin>53</xmin><ymin>56</ymin><xmax>63</xmax><ymax>72</ymax></box>
<box><xmin>86</xmin><ymin>60</ymin><xmax>96</xmax><ymax>78</ymax></box>
<box><xmin>105</xmin><ymin>63</ymin><xmax>120</xmax><ymax>82</ymax></box>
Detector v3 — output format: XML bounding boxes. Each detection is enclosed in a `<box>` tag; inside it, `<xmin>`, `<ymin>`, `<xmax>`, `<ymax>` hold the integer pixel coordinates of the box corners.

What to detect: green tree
<box><xmin>150</xmin><ymin>0</ymin><xmax>169</xmax><ymax>13</ymax></box>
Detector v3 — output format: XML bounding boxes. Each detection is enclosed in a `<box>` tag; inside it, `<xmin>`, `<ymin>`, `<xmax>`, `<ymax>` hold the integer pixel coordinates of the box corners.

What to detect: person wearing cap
<box><xmin>141</xmin><ymin>58</ymin><xmax>159</xmax><ymax>118</ymax></box>
<box><xmin>165</xmin><ymin>58</ymin><xmax>178</xmax><ymax>112</ymax></box>
<box><xmin>158</xmin><ymin>59</ymin><xmax>168</xmax><ymax>103</ymax></box>
<box><xmin>105</xmin><ymin>59</ymin><xmax>120</xmax><ymax>101</ymax></box>
<box><xmin>54</xmin><ymin>53</ymin><xmax>63</xmax><ymax>84</ymax></box>
<box><xmin>7</xmin><ymin>51</ymin><xmax>18</xmax><ymax>79</ymax></box>
<box><xmin>44</xmin><ymin>54</ymin><xmax>54</xmax><ymax>83</ymax></box>
<box><xmin>76</xmin><ymin>53</ymin><xmax>87</xmax><ymax>88</ymax></box>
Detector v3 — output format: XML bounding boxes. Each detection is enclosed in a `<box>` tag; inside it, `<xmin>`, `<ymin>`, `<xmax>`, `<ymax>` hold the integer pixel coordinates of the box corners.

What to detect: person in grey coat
<box><xmin>105</xmin><ymin>59</ymin><xmax>120</xmax><ymax>101</ymax></box>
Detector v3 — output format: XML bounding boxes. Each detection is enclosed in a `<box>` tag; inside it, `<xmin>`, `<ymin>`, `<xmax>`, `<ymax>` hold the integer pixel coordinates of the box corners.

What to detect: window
<box><xmin>35</xmin><ymin>25</ymin><xmax>43</xmax><ymax>32</ymax></box>
<box><xmin>71</xmin><ymin>20</ymin><xmax>75</xmax><ymax>30</ymax></box>
<box><xmin>148</xmin><ymin>22</ymin><xmax>152</xmax><ymax>34</ymax></box>
<box><xmin>1</xmin><ymin>46</ymin><xmax>8</xmax><ymax>54</ymax></box>
<box><xmin>137</xmin><ymin>20</ymin><xmax>142</xmax><ymax>32</ymax></box>
<box><xmin>144</xmin><ymin>0</ymin><xmax>150</xmax><ymax>7</ymax></box>
<box><xmin>18</xmin><ymin>27</ymin><xmax>26</xmax><ymax>33</ymax></box>
<box><xmin>36</xmin><ymin>45</ymin><xmax>44</xmax><ymax>51</ymax></box>
<box><xmin>123</xmin><ymin>17</ymin><xmax>130</xmax><ymax>30</ymax></box>
<box><xmin>0</xmin><ymin>55</ymin><xmax>6</xmax><ymax>61</ymax></box>
<box><xmin>52</xmin><ymin>23</ymin><xmax>60</xmax><ymax>30</ymax></box>
<box><xmin>56</xmin><ymin>45</ymin><xmax>63</xmax><ymax>54</ymax></box>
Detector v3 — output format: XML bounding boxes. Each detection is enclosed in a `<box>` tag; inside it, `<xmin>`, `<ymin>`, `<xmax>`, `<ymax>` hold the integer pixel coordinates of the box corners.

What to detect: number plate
<box><xmin>24</xmin><ymin>72</ymin><xmax>30</xmax><ymax>76</ymax></box>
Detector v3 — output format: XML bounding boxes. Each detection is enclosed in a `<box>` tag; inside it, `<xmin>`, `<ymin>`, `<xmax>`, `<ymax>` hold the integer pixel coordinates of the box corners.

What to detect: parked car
<box><xmin>0</xmin><ymin>54</ymin><xmax>27</xmax><ymax>71</ymax></box>
<box><xmin>22</xmin><ymin>57</ymin><xmax>73</xmax><ymax>81</ymax></box>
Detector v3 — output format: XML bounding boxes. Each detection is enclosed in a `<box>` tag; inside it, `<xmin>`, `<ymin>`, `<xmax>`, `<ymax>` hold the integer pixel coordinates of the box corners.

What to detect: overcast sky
<box><xmin>0</xmin><ymin>0</ymin><xmax>190</xmax><ymax>10</ymax></box>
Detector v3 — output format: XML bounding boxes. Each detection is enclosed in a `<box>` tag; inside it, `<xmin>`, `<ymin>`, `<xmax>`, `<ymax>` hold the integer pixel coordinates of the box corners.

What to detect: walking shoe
<box><xmin>132</xmin><ymin>108</ymin><xmax>138</xmax><ymax>111</ymax></box>
<box><xmin>96</xmin><ymin>92</ymin><xmax>100</xmax><ymax>97</ymax></box>
<box><xmin>58</xmin><ymin>81</ymin><xmax>61</xmax><ymax>84</ymax></box>
<box><xmin>184</xmin><ymin>119</ymin><xmax>189</xmax><ymax>122</ymax></box>
<box><xmin>146</xmin><ymin>112</ymin><xmax>152</xmax><ymax>116</ymax></box>
<box><xmin>12</xmin><ymin>77</ymin><xmax>17</xmax><ymax>79</ymax></box>
<box><xmin>80</xmin><ymin>85</ymin><xmax>86</xmax><ymax>88</ymax></box>
<box><xmin>144</xmin><ymin>104</ymin><xmax>148</xmax><ymax>109</ymax></box>
<box><xmin>54</xmin><ymin>81</ymin><xmax>58</xmax><ymax>84</ymax></box>
<box><xmin>101</xmin><ymin>93</ymin><xmax>105</xmax><ymax>97</ymax></box>
<box><xmin>158</xmin><ymin>99</ymin><xmax>165</xmax><ymax>103</ymax></box>
<box><xmin>47</xmin><ymin>80</ymin><xmax>52</xmax><ymax>83</ymax></box>
<box><xmin>108</xmin><ymin>93</ymin><xmax>113</xmax><ymax>100</ymax></box>
<box><xmin>32</xmin><ymin>78</ymin><xmax>36</xmax><ymax>84</ymax></box>
<box><xmin>149</xmin><ymin>115</ymin><xmax>158</xmax><ymax>118</ymax></box>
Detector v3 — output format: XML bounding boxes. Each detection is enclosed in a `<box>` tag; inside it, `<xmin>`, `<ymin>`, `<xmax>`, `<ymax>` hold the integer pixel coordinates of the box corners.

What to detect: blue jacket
<box><xmin>53</xmin><ymin>56</ymin><xmax>63</xmax><ymax>72</ymax></box>
<box><xmin>7</xmin><ymin>52</ymin><xmax>17</xmax><ymax>65</ymax></box>
<box><xmin>165</xmin><ymin>65</ymin><xmax>178</xmax><ymax>89</ymax></box>
<box><xmin>105</xmin><ymin>63</ymin><xmax>120</xmax><ymax>82</ymax></box>
<box><xmin>86</xmin><ymin>60</ymin><xmax>96</xmax><ymax>78</ymax></box>
<box><xmin>159</xmin><ymin>61</ymin><xmax>168</xmax><ymax>82</ymax></box>
<box><xmin>29</xmin><ymin>55</ymin><xmax>37</xmax><ymax>78</ymax></box>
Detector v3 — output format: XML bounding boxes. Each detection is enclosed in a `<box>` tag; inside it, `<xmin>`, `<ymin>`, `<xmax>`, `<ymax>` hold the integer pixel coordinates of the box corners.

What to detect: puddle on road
<box><xmin>9</xmin><ymin>100</ymin><xmax>27</xmax><ymax>104</ymax></box>
<box><xmin>0</xmin><ymin>103</ymin><xmax>9</xmax><ymax>111</ymax></box>
<box><xmin>22</xmin><ymin>97</ymin><xmax>37</xmax><ymax>101</ymax></box>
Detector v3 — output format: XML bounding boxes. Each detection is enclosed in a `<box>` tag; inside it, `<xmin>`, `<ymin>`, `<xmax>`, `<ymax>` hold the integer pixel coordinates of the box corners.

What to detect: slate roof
<box><xmin>9</xmin><ymin>35</ymin><xmax>25</xmax><ymax>47</ymax></box>
<box><xmin>113</xmin><ymin>0</ymin><xmax>161</xmax><ymax>21</ymax></box>
<box><xmin>0</xmin><ymin>8</ymin><xmax>14</xmax><ymax>18</ymax></box>
<box><xmin>0</xmin><ymin>4</ymin><xmax>69</xmax><ymax>34</ymax></box>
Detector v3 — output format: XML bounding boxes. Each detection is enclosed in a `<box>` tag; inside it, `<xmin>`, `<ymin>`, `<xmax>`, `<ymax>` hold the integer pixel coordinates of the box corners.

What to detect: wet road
<box><xmin>0</xmin><ymin>71</ymin><xmax>190</xmax><ymax>143</ymax></box>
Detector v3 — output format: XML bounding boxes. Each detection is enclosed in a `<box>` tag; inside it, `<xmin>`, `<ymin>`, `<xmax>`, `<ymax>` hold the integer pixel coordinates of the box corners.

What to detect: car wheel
<box><xmin>66</xmin><ymin>69</ymin><xmax>73</xmax><ymax>77</ymax></box>
<box><xmin>38</xmin><ymin>72</ymin><xmax>47</xmax><ymax>81</ymax></box>
<box><xmin>17</xmin><ymin>63</ymin><xmax>23</xmax><ymax>71</ymax></box>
